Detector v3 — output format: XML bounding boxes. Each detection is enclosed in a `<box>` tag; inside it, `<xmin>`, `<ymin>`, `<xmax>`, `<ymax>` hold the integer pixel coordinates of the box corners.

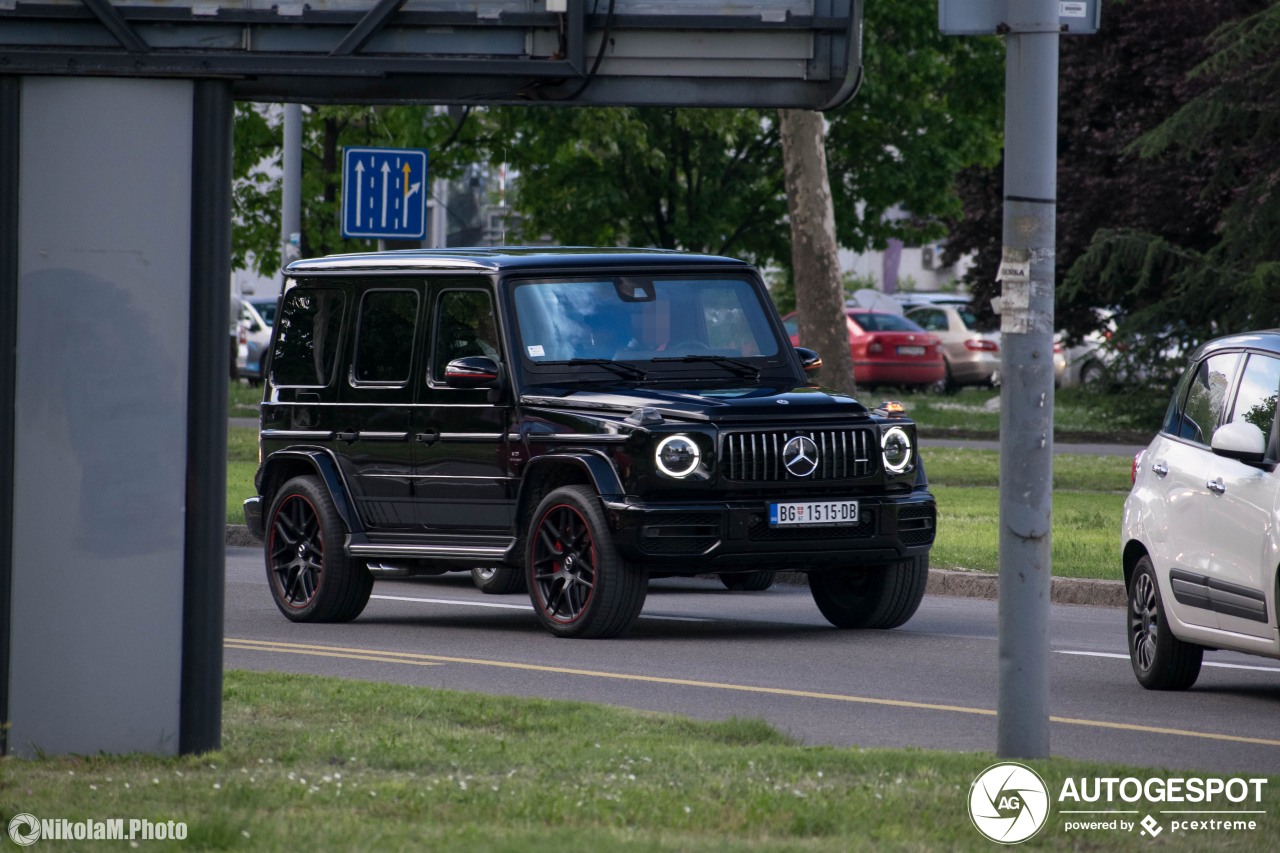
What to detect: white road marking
<box><xmin>370</xmin><ymin>593</ymin><xmax>712</xmax><ymax>623</ymax></box>
<box><xmin>1056</xmin><ymin>649</ymin><xmax>1280</xmax><ymax>673</ymax></box>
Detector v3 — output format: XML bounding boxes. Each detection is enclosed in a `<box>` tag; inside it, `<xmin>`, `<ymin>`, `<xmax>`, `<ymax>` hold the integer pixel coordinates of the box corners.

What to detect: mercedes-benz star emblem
<box><xmin>782</xmin><ymin>435</ymin><xmax>819</xmax><ymax>478</ymax></box>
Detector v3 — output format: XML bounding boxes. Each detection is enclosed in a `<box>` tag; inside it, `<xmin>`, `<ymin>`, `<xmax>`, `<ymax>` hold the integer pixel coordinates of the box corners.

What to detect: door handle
<box><xmin>335</xmin><ymin>430</ymin><xmax>358</xmax><ymax>443</ymax></box>
<box><xmin>1206</xmin><ymin>477</ymin><xmax>1226</xmax><ymax>494</ymax></box>
<box><xmin>416</xmin><ymin>429</ymin><xmax>440</xmax><ymax>445</ymax></box>
<box><xmin>1151</xmin><ymin>461</ymin><xmax>1168</xmax><ymax>477</ymax></box>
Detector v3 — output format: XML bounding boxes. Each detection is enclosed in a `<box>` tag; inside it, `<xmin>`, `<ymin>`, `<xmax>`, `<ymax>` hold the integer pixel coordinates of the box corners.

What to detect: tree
<box><xmin>1063</xmin><ymin>0</ymin><xmax>1280</xmax><ymax>359</ymax></box>
<box><xmin>481</xmin><ymin>106</ymin><xmax>790</xmax><ymax>266</ymax></box>
<box><xmin>781</xmin><ymin>109</ymin><xmax>857</xmax><ymax>396</ymax></box>
<box><xmin>826</xmin><ymin>2</ymin><xmax>1004</xmax><ymax>256</ymax></box>
<box><xmin>946</xmin><ymin>0</ymin><xmax>1268</xmax><ymax>354</ymax></box>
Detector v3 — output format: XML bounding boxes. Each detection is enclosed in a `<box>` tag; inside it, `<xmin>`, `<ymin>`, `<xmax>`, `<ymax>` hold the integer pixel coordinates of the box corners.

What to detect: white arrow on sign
<box><xmin>353</xmin><ymin>160</ymin><xmax>365</xmax><ymax>227</ymax></box>
<box><xmin>380</xmin><ymin>161</ymin><xmax>391</xmax><ymax>229</ymax></box>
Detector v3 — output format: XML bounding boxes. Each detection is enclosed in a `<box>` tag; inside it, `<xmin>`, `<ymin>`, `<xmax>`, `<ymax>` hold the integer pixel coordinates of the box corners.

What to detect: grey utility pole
<box><xmin>940</xmin><ymin>0</ymin><xmax>1099</xmax><ymax>759</ymax></box>
<box><xmin>995</xmin><ymin>0</ymin><xmax>1060</xmax><ymax>759</ymax></box>
<box><xmin>281</xmin><ymin>103</ymin><xmax>302</xmax><ymax>272</ymax></box>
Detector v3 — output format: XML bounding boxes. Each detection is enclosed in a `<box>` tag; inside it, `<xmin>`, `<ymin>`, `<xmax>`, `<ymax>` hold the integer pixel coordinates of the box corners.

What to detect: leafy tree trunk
<box><xmin>779</xmin><ymin>109</ymin><xmax>856</xmax><ymax>397</ymax></box>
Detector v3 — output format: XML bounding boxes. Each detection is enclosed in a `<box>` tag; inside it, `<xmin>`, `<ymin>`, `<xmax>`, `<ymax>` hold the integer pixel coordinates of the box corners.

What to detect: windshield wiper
<box><xmin>650</xmin><ymin>354</ymin><xmax>761</xmax><ymax>379</ymax></box>
<box><xmin>562</xmin><ymin>358</ymin><xmax>648</xmax><ymax>380</ymax></box>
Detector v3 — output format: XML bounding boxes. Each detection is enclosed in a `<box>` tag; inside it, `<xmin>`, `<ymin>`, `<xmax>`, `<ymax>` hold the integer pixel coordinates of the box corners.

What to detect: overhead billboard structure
<box><xmin>0</xmin><ymin>0</ymin><xmax>863</xmax><ymax>109</ymax></box>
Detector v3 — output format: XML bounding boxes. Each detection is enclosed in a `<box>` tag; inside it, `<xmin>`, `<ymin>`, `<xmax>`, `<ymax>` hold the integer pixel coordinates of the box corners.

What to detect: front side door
<box><xmin>1151</xmin><ymin>349</ymin><xmax>1242</xmax><ymax>631</ymax></box>
<box><xmin>412</xmin><ymin>282</ymin><xmax>516</xmax><ymax>535</ymax></box>
<box><xmin>1209</xmin><ymin>351</ymin><xmax>1280</xmax><ymax>639</ymax></box>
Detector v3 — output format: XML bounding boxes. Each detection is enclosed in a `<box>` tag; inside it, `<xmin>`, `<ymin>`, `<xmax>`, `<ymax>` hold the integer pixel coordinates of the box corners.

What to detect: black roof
<box><xmin>284</xmin><ymin>246</ymin><xmax>753</xmax><ymax>276</ymax></box>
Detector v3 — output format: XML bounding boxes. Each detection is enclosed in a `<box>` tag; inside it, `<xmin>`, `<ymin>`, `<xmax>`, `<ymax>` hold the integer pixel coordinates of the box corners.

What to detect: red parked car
<box><xmin>782</xmin><ymin>309</ymin><xmax>945</xmax><ymax>390</ymax></box>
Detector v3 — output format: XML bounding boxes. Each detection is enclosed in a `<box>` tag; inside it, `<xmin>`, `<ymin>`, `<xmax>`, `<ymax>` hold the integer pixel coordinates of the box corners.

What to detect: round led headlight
<box><xmin>881</xmin><ymin>426</ymin><xmax>913</xmax><ymax>475</ymax></box>
<box><xmin>655</xmin><ymin>434</ymin><xmax>701</xmax><ymax>478</ymax></box>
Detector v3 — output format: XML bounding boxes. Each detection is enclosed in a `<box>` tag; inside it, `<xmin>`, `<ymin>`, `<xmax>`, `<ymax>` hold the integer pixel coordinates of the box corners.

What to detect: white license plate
<box><xmin>897</xmin><ymin>345</ymin><xmax>926</xmax><ymax>356</ymax></box>
<box><xmin>769</xmin><ymin>500</ymin><xmax>860</xmax><ymax>527</ymax></box>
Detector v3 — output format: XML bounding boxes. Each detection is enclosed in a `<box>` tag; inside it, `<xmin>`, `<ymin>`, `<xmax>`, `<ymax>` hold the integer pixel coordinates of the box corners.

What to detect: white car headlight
<box><xmin>881</xmin><ymin>426</ymin><xmax>913</xmax><ymax>475</ymax></box>
<box><xmin>655</xmin><ymin>435</ymin><xmax>701</xmax><ymax>478</ymax></box>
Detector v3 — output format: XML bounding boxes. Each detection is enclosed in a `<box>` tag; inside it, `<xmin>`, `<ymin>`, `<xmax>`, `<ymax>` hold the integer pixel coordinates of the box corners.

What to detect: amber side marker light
<box><xmin>878</xmin><ymin>401</ymin><xmax>906</xmax><ymax>415</ymax></box>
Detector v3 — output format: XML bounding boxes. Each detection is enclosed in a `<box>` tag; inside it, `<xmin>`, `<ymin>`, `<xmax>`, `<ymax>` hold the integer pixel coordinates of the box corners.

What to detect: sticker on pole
<box><xmin>342</xmin><ymin>147</ymin><xmax>428</xmax><ymax>240</ymax></box>
<box><xmin>996</xmin><ymin>247</ymin><xmax>1030</xmax><ymax>284</ymax></box>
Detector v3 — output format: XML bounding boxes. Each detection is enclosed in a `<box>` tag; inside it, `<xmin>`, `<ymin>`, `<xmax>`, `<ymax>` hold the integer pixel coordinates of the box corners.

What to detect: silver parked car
<box><xmin>234</xmin><ymin>296</ymin><xmax>277</xmax><ymax>384</ymax></box>
<box><xmin>904</xmin><ymin>303</ymin><xmax>1000</xmax><ymax>393</ymax></box>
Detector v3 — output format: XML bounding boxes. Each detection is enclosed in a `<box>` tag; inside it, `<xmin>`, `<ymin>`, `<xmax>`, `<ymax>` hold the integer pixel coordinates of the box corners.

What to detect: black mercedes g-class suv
<box><xmin>243</xmin><ymin>248</ymin><xmax>935</xmax><ymax>638</ymax></box>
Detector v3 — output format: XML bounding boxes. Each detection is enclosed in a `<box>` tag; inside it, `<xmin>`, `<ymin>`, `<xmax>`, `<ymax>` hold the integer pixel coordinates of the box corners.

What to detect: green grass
<box><xmin>894</xmin><ymin>386</ymin><xmax>1159</xmax><ymax>438</ymax></box>
<box><xmin>4</xmin><ymin>670</ymin><xmax>1273</xmax><ymax>851</ymax></box>
<box><xmin>930</xmin><ymin>486</ymin><xmax>1124</xmax><ymax>579</ymax></box>
<box><xmin>229</xmin><ymin>379</ymin><xmax>263</xmax><ymax>418</ymax></box>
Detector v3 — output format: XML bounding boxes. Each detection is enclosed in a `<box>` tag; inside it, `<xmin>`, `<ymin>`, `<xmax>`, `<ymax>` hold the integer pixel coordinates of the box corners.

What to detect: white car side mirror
<box><xmin>1210</xmin><ymin>420</ymin><xmax>1267</xmax><ymax>462</ymax></box>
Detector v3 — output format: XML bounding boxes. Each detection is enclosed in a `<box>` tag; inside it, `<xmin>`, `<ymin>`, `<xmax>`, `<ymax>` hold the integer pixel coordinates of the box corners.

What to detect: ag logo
<box><xmin>7</xmin><ymin>813</ymin><xmax>40</xmax><ymax>847</ymax></box>
<box><xmin>968</xmin><ymin>762</ymin><xmax>1050</xmax><ymax>844</ymax></box>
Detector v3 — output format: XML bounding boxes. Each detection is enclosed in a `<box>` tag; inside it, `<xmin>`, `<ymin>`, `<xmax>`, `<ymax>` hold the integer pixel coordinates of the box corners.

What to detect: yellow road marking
<box><xmin>225</xmin><ymin>638</ymin><xmax>1280</xmax><ymax>748</ymax></box>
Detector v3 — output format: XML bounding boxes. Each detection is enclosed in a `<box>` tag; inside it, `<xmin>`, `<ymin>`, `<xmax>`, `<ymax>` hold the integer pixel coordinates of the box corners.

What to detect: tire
<box><xmin>1080</xmin><ymin>360</ymin><xmax>1106</xmax><ymax>387</ymax></box>
<box><xmin>471</xmin><ymin>565</ymin><xmax>526</xmax><ymax>595</ymax></box>
<box><xmin>265</xmin><ymin>476</ymin><xmax>372</xmax><ymax>623</ymax></box>
<box><xmin>809</xmin><ymin>556</ymin><xmax>929</xmax><ymax>629</ymax></box>
<box><xmin>928</xmin><ymin>362</ymin><xmax>956</xmax><ymax>395</ymax></box>
<box><xmin>719</xmin><ymin>571</ymin><xmax>776</xmax><ymax>592</ymax></box>
<box><xmin>1128</xmin><ymin>556</ymin><xmax>1202</xmax><ymax>690</ymax></box>
<box><xmin>526</xmin><ymin>485</ymin><xmax>647</xmax><ymax>639</ymax></box>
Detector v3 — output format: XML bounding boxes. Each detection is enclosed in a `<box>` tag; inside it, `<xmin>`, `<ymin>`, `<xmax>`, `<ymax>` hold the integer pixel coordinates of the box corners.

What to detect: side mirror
<box><xmin>1210</xmin><ymin>420</ymin><xmax>1267</xmax><ymax>463</ymax></box>
<box><xmin>444</xmin><ymin>355</ymin><xmax>502</xmax><ymax>389</ymax></box>
<box><xmin>795</xmin><ymin>347</ymin><xmax>822</xmax><ymax>379</ymax></box>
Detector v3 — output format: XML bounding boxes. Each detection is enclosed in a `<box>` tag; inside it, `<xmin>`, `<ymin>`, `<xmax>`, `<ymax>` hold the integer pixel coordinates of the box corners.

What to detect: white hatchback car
<box><xmin>1122</xmin><ymin>331</ymin><xmax>1280</xmax><ymax>689</ymax></box>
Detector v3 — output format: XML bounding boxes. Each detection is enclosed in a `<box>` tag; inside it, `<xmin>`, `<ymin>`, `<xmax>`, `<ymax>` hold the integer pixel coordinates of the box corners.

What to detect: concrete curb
<box><xmin>225</xmin><ymin>525</ymin><xmax>1126</xmax><ymax>609</ymax></box>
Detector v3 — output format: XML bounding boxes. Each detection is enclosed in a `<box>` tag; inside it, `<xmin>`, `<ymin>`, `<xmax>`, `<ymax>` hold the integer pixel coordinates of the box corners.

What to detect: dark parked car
<box><xmin>244</xmin><ymin>248</ymin><xmax>937</xmax><ymax>638</ymax></box>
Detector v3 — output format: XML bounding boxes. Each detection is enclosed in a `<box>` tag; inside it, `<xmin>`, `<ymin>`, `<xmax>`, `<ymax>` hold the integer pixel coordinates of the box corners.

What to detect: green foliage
<box><xmin>483</xmin><ymin>106</ymin><xmax>790</xmax><ymax>266</ymax></box>
<box><xmin>232</xmin><ymin>105</ymin><xmax>489</xmax><ymax>276</ymax></box>
<box><xmin>826</xmin><ymin>1</ymin><xmax>1004</xmax><ymax>254</ymax></box>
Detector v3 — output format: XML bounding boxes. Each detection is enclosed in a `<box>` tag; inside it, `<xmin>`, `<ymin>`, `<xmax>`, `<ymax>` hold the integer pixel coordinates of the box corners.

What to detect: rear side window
<box><xmin>271</xmin><ymin>288</ymin><xmax>346</xmax><ymax>387</ymax></box>
<box><xmin>1178</xmin><ymin>351</ymin><xmax>1241</xmax><ymax>445</ymax></box>
<box><xmin>352</xmin><ymin>289</ymin><xmax>419</xmax><ymax>384</ymax></box>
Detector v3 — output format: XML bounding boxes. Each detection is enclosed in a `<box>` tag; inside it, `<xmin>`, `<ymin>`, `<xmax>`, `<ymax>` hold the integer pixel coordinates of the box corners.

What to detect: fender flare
<box><xmin>518</xmin><ymin>450</ymin><xmax>625</xmax><ymax>505</ymax></box>
<box><xmin>260</xmin><ymin>448</ymin><xmax>364</xmax><ymax>535</ymax></box>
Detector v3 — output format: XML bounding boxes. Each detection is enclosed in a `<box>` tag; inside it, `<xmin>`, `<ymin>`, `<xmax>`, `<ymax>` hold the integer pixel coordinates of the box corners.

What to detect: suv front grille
<box><xmin>722</xmin><ymin>429</ymin><xmax>875</xmax><ymax>481</ymax></box>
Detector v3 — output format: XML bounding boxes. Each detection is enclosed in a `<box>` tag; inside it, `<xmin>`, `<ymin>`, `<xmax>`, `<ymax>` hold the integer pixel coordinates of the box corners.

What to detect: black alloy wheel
<box><xmin>1128</xmin><ymin>556</ymin><xmax>1202</xmax><ymax>690</ymax></box>
<box><xmin>265</xmin><ymin>476</ymin><xmax>372</xmax><ymax>623</ymax></box>
<box><xmin>527</xmin><ymin>485</ymin><xmax>646</xmax><ymax>639</ymax></box>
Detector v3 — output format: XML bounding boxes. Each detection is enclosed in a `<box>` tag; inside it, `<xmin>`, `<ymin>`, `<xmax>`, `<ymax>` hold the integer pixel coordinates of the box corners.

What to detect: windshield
<box><xmin>512</xmin><ymin>276</ymin><xmax>781</xmax><ymax>364</ymax></box>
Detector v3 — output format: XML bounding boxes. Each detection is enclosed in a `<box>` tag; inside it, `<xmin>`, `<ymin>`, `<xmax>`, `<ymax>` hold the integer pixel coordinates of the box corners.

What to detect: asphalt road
<box><xmin>223</xmin><ymin>547</ymin><xmax>1280</xmax><ymax>775</ymax></box>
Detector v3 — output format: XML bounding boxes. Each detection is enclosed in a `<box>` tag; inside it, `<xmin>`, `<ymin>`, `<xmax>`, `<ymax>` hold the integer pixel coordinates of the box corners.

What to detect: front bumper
<box><xmin>603</xmin><ymin>492</ymin><xmax>935</xmax><ymax>571</ymax></box>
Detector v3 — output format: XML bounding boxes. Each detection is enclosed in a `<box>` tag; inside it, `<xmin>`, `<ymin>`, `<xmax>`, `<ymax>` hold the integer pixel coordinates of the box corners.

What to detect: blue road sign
<box><xmin>341</xmin><ymin>147</ymin><xmax>428</xmax><ymax>240</ymax></box>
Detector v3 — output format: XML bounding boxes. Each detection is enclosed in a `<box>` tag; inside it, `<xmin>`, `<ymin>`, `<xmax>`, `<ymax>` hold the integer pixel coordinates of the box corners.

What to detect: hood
<box><xmin>520</xmin><ymin>383</ymin><xmax>871</xmax><ymax>423</ymax></box>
